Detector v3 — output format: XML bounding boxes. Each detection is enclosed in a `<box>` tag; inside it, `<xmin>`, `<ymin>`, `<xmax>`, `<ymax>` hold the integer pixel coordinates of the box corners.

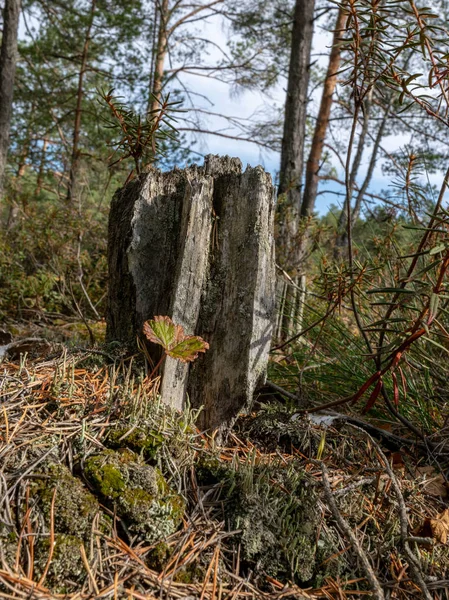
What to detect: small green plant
<box><xmin>100</xmin><ymin>90</ymin><xmax>181</xmax><ymax>179</ymax></box>
<box><xmin>143</xmin><ymin>316</ymin><xmax>209</xmax><ymax>378</ymax></box>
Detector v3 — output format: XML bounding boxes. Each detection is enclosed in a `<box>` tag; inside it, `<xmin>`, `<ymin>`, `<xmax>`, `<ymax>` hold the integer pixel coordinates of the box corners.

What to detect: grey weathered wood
<box><xmin>107</xmin><ymin>155</ymin><xmax>275</xmax><ymax>432</ymax></box>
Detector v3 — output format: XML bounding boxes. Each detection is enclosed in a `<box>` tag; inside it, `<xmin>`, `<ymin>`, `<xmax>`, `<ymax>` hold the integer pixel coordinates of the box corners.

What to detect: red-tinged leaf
<box><xmin>392</xmin><ymin>372</ymin><xmax>399</xmax><ymax>407</ymax></box>
<box><xmin>362</xmin><ymin>379</ymin><xmax>383</xmax><ymax>414</ymax></box>
<box><xmin>143</xmin><ymin>316</ymin><xmax>183</xmax><ymax>351</ymax></box>
<box><xmin>168</xmin><ymin>336</ymin><xmax>209</xmax><ymax>363</ymax></box>
<box><xmin>391</xmin><ymin>351</ymin><xmax>402</xmax><ymax>369</ymax></box>
<box><xmin>143</xmin><ymin>316</ymin><xmax>209</xmax><ymax>364</ymax></box>
<box><xmin>351</xmin><ymin>370</ymin><xmax>382</xmax><ymax>405</ymax></box>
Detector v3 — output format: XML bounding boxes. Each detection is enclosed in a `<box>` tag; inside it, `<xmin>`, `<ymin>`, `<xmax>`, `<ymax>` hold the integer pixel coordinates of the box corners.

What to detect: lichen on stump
<box><xmin>107</xmin><ymin>155</ymin><xmax>276</xmax><ymax>433</ymax></box>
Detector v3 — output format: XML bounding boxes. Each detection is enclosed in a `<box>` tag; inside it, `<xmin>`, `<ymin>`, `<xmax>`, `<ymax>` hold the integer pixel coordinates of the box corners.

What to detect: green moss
<box><xmin>196</xmin><ymin>454</ymin><xmax>235</xmax><ymax>488</ymax></box>
<box><xmin>166</xmin><ymin>488</ymin><xmax>186</xmax><ymax>522</ymax></box>
<box><xmin>314</xmin><ymin>530</ymin><xmax>346</xmax><ymax>587</ymax></box>
<box><xmin>107</xmin><ymin>426</ymin><xmax>164</xmax><ymax>460</ymax></box>
<box><xmin>146</xmin><ymin>542</ymin><xmax>171</xmax><ymax>570</ymax></box>
<box><xmin>7</xmin><ymin>530</ymin><xmax>17</xmax><ymax>543</ymax></box>
<box><xmin>173</xmin><ymin>562</ymin><xmax>205</xmax><ymax>584</ymax></box>
<box><xmin>83</xmin><ymin>449</ymin><xmax>185</xmax><ymax>544</ymax></box>
<box><xmin>84</xmin><ymin>454</ymin><xmax>127</xmax><ymax>499</ymax></box>
<box><xmin>196</xmin><ymin>454</ymin><xmax>320</xmax><ymax>583</ymax></box>
<box><xmin>0</xmin><ymin>526</ymin><xmax>18</xmax><ymax>567</ymax></box>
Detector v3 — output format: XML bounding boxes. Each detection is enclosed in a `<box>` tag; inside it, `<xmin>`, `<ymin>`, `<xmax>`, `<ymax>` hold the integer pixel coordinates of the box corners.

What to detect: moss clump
<box><xmin>84</xmin><ymin>449</ymin><xmax>185</xmax><ymax>543</ymax></box>
<box><xmin>34</xmin><ymin>534</ymin><xmax>85</xmax><ymax>593</ymax></box>
<box><xmin>84</xmin><ymin>452</ymin><xmax>127</xmax><ymax>499</ymax></box>
<box><xmin>146</xmin><ymin>542</ymin><xmax>171</xmax><ymax>570</ymax></box>
<box><xmin>107</xmin><ymin>425</ymin><xmax>164</xmax><ymax>460</ymax></box>
<box><xmin>195</xmin><ymin>454</ymin><xmax>236</xmax><ymax>487</ymax></box>
<box><xmin>196</xmin><ymin>456</ymin><xmax>319</xmax><ymax>583</ymax></box>
<box><xmin>34</xmin><ymin>463</ymin><xmax>100</xmax><ymax>539</ymax></box>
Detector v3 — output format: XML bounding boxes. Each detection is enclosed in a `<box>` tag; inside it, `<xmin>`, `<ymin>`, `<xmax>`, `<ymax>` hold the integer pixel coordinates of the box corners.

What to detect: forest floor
<box><xmin>0</xmin><ymin>321</ymin><xmax>449</xmax><ymax>600</ymax></box>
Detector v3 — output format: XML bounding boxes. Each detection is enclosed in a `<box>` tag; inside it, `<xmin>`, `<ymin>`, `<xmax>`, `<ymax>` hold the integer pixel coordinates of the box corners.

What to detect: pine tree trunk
<box><xmin>0</xmin><ymin>0</ymin><xmax>22</xmax><ymax>201</ymax></box>
<box><xmin>149</xmin><ymin>0</ymin><xmax>169</xmax><ymax>115</ymax></box>
<box><xmin>276</xmin><ymin>0</ymin><xmax>315</xmax><ymax>272</ymax></box>
<box><xmin>301</xmin><ymin>7</ymin><xmax>347</xmax><ymax>218</ymax></box>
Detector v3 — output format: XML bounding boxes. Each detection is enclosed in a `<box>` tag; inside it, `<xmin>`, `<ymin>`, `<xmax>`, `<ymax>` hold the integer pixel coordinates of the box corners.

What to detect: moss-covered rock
<box><xmin>84</xmin><ymin>449</ymin><xmax>185</xmax><ymax>543</ymax></box>
<box><xmin>33</xmin><ymin>463</ymin><xmax>100</xmax><ymax>539</ymax></box>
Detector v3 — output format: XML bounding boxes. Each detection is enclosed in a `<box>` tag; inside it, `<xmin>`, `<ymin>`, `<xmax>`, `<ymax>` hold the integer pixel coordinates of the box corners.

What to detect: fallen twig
<box><xmin>317</xmin><ymin>460</ymin><xmax>386</xmax><ymax>600</ymax></box>
<box><xmin>347</xmin><ymin>424</ymin><xmax>433</xmax><ymax>600</ymax></box>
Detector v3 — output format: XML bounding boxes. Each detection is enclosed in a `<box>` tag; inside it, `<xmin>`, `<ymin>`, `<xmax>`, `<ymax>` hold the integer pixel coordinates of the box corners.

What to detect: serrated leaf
<box><xmin>143</xmin><ymin>316</ymin><xmax>183</xmax><ymax>351</ymax></box>
<box><xmin>143</xmin><ymin>316</ymin><xmax>209</xmax><ymax>363</ymax></box>
<box><xmin>168</xmin><ymin>336</ymin><xmax>209</xmax><ymax>363</ymax></box>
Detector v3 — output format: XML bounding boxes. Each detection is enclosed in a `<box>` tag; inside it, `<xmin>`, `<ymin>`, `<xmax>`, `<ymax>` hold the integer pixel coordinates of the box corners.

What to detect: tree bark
<box><xmin>66</xmin><ymin>0</ymin><xmax>96</xmax><ymax>202</ymax></box>
<box><xmin>276</xmin><ymin>0</ymin><xmax>315</xmax><ymax>272</ymax></box>
<box><xmin>0</xmin><ymin>0</ymin><xmax>22</xmax><ymax>200</ymax></box>
<box><xmin>301</xmin><ymin>7</ymin><xmax>347</xmax><ymax>218</ymax></box>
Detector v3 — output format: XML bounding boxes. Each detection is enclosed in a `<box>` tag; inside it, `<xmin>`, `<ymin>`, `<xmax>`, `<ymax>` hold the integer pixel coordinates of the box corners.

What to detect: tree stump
<box><xmin>107</xmin><ymin>155</ymin><xmax>275</xmax><ymax>432</ymax></box>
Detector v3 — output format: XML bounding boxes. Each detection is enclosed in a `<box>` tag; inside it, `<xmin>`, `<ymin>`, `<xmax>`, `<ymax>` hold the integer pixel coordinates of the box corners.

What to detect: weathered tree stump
<box><xmin>107</xmin><ymin>155</ymin><xmax>275</xmax><ymax>432</ymax></box>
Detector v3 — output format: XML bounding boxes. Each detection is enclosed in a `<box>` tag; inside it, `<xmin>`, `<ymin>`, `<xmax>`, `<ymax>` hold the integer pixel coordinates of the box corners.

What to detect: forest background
<box><xmin>1</xmin><ymin>1</ymin><xmax>449</xmax><ymax>597</ymax></box>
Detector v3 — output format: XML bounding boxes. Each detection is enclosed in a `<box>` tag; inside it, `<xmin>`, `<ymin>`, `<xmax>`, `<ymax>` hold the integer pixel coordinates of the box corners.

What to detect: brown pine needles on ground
<box><xmin>0</xmin><ymin>348</ymin><xmax>448</xmax><ymax>599</ymax></box>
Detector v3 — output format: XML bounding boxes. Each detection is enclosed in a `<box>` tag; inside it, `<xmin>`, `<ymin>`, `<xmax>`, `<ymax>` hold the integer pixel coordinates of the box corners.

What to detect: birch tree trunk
<box><xmin>0</xmin><ymin>0</ymin><xmax>22</xmax><ymax>201</ymax></box>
